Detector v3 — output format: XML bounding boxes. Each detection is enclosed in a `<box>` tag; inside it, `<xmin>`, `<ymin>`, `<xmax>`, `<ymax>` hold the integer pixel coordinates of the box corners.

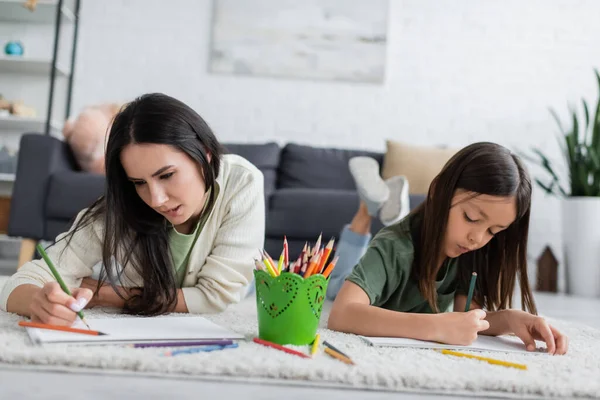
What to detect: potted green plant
<box><xmin>529</xmin><ymin>69</ymin><xmax>600</xmax><ymax>297</ymax></box>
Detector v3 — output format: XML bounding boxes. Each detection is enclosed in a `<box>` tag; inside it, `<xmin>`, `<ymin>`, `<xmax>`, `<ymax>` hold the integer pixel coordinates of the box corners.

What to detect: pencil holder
<box><xmin>254</xmin><ymin>270</ymin><xmax>328</xmax><ymax>345</ymax></box>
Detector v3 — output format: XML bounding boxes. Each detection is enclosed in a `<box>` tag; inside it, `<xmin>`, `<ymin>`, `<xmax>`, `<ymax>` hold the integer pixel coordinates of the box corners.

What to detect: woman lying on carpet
<box><xmin>0</xmin><ymin>93</ymin><xmax>265</xmax><ymax>322</ymax></box>
<box><xmin>327</xmin><ymin>142</ymin><xmax>569</xmax><ymax>355</ymax></box>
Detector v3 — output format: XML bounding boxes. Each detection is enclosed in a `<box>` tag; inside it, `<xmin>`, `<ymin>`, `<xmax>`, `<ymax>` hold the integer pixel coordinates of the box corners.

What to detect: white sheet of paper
<box><xmin>25</xmin><ymin>316</ymin><xmax>245</xmax><ymax>345</ymax></box>
<box><xmin>359</xmin><ymin>334</ymin><xmax>545</xmax><ymax>353</ymax></box>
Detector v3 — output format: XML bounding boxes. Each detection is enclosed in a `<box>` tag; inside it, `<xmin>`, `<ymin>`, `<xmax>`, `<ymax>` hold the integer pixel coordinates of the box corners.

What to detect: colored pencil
<box><xmin>277</xmin><ymin>248</ymin><xmax>285</xmax><ymax>273</ymax></box>
<box><xmin>163</xmin><ymin>343</ymin><xmax>238</xmax><ymax>357</ymax></box>
<box><xmin>253</xmin><ymin>337</ymin><xmax>310</xmax><ymax>359</ymax></box>
<box><xmin>465</xmin><ymin>272</ymin><xmax>478</xmax><ymax>312</ymax></box>
<box><xmin>324</xmin><ymin>347</ymin><xmax>355</xmax><ymax>365</ymax></box>
<box><xmin>259</xmin><ymin>249</ymin><xmax>278</xmax><ymax>277</ymax></box>
<box><xmin>321</xmin><ymin>256</ymin><xmax>339</xmax><ymax>279</ymax></box>
<box><xmin>19</xmin><ymin>320</ymin><xmax>106</xmax><ymax>336</ymax></box>
<box><xmin>312</xmin><ymin>233</ymin><xmax>322</xmax><ymax>257</ymax></box>
<box><xmin>323</xmin><ymin>340</ymin><xmax>351</xmax><ymax>359</ymax></box>
<box><xmin>283</xmin><ymin>236</ymin><xmax>289</xmax><ymax>267</ymax></box>
<box><xmin>316</xmin><ymin>238</ymin><xmax>335</xmax><ymax>274</ymax></box>
<box><xmin>263</xmin><ymin>250</ymin><xmax>278</xmax><ymax>273</ymax></box>
<box><xmin>35</xmin><ymin>244</ymin><xmax>91</xmax><ymax>330</ymax></box>
<box><xmin>311</xmin><ymin>334</ymin><xmax>320</xmax><ymax>357</ymax></box>
<box><xmin>129</xmin><ymin>340</ymin><xmax>234</xmax><ymax>348</ymax></box>
<box><xmin>254</xmin><ymin>258</ymin><xmax>266</xmax><ymax>272</ymax></box>
<box><xmin>440</xmin><ymin>349</ymin><xmax>527</xmax><ymax>370</ymax></box>
<box><xmin>303</xmin><ymin>251</ymin><xmax>322</xmax><ymax>278</ymax></box>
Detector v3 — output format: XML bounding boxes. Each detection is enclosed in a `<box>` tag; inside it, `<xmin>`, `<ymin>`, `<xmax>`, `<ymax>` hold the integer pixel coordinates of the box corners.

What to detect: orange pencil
<box><xmin>316</xmin><ymin>238</ymin><xmax>334</xmax><ymax>274</ymax></box>
<box><xmin>321</xmin><ymin>256</ymin><xmax>339</xmax><ymax>278</ymax></box>
<box><xmin>19</xmin><ymin>321</ymin><xmax>106</xmax><ymax>336</ymax></box>
<box><xmin>304</xmin><ymin>251</ymin><xmax>322</xmax><ymax>277</ymax></box>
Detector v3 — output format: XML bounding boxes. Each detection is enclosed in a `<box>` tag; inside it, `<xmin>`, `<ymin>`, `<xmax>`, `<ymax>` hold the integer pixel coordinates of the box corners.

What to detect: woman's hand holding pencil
<box><xmin>26</xmin><ymin>245</ymin><xmax>94</xmax><ymax>328</ymax></box>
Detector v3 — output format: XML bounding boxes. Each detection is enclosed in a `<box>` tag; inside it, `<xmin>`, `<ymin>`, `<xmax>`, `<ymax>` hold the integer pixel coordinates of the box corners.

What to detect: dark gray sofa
<box><xmin>8</xmin><ymin>133</ymin><xmax>425</xmax><ymax>264</ymax></box>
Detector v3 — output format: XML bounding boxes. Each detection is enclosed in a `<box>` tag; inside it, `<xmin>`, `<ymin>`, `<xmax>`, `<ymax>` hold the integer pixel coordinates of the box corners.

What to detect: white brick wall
<box><xmin>72</xmin><ymin>0</ymin><xmax>600</xmax><ymax>292</ymax></box>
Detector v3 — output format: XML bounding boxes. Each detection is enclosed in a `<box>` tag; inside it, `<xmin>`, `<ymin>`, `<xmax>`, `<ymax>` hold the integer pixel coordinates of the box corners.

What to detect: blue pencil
<box><xmin>162</xmin><ymin>343</ymin><xmax>238</xmax><ymax>357</ymax></box>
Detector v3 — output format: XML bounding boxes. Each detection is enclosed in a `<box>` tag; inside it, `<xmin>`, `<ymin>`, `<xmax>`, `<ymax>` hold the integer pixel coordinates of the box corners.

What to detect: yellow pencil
<box><xmin>439</xmin><ymin>349</ymin><xmax>527</xmax><ymax>370</ymax></box>
<box><xmin>311</xmin><ymin>334</ymin><xmax>320</xmax><ymax>357</ymax></box>
<box><xmin>259</xmin><ymin>249</ymin><xmax>278</xmax><ymax>277</ymax></box>
<box><xmin>277</xmin><ymin>248</ymin><xmax>285</xmax><ymax>273</ymax></box>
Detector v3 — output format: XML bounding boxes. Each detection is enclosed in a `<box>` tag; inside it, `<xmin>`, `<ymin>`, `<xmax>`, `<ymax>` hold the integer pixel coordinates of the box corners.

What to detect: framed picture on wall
<box><xmin>209</xmin><ymin>0</ymin><xmax>389</xmax><ymax>83</ymax></box>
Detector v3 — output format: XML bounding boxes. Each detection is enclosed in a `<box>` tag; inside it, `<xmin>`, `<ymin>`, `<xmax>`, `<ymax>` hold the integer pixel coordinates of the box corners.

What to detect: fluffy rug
<box><xmin>0</xmin><ymin>277</ymin><xmax>599</xmax><ymax>398</ymax></box>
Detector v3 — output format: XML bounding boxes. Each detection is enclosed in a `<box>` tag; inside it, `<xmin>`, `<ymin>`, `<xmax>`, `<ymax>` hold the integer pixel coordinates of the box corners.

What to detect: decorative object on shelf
<box><xmin>209</xmin><ymin>0</ymin><xmax>389</xmax><ymax>83</ymax></box>
<box><xmin>0</xmin><ymin>95</ymin><xmax>37</xmax><ymax>117</ymax></box>
<box><xmin>527</xmin><ymin>69</ymin><xmax>600</xmax><ymax>298</ymax></box>
<box><xmin>10</xmin><ymin>100</ymin><xmax>37</xmax><ymax>117</ymax></box>
<box><xmin>0</xmin><ymin>96</ymin><xmax>10</xmax><ymax>117</ymax></box>
<box><xmin>4</xmin><ymin>41</ymin><xmax>24</xmax><ymax>56</ymax></box>
<box><xmin>63</xmin><ymin>102</ymin><xmax>122</xmax><ymax>175</ymax></box>
<box><xmin>536</xmin><ymin>246</ymin><xmax>558</xmax><ymax>293</ymax></box>
<box><xmin>23</xmin><ymin>0</ymin><xmax>38</xmax><ymax>12</ymax></box>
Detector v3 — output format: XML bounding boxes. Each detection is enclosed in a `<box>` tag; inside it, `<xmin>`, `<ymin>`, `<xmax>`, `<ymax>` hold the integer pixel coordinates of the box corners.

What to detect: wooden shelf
<box><xmin>0</xmin><ymin>114</ymin><xmax>61</xmax><ymax>134</ymax></box>
<box><xmin>0</xmin><ymin>0</ymin><xmax>74</xmax><ymax>23</ymax></box>
<box><xmin>0</xmin><ymin>55</ymin><xmax>70</xmax><ymax>76</ymax></box>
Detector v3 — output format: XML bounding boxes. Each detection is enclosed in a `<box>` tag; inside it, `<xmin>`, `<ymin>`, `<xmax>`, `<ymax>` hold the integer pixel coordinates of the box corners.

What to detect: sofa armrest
<box><xmin>8</xmin><ymin>133</ymin><xmax>78</xmax><ymax>239</ymax></box>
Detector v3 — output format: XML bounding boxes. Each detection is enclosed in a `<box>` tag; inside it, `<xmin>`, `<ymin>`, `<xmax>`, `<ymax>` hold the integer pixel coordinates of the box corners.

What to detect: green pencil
<box><xmin>464</xmin><ymin>272</ymin><xmax>478</xmax><ymax>312</ymax></box>
<box><xmin>36</xmin><ymin>244</ymin><xmax>91</xmax><ymax>330</ymax></box>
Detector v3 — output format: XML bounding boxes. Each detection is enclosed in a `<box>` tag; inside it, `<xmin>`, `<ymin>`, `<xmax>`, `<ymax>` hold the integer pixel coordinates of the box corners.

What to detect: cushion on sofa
<box><xmin>278</xmin><ymin>143</ymin><xmax>384</xmax><ymax>190</ymax></box>
<box><xmin>45</xmin><ymin>171</ymin><xmax>105</xmax><ymax>220</ymax></box>
<box><xmin>382</xmin><ymin>140</ymin><xmax>457</xmax><ymax>195</ymax></box>
<box><xmin>266</xmin><ymin>188</ymin><xmax>384</xmax><ymax>240</ymax></box>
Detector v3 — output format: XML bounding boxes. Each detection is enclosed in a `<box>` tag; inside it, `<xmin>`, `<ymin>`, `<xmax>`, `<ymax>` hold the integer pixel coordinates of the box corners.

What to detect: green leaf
<box><xmin>591</xmin><ymin>69</ymin><xmax>600</xmax><ymax>150</ymax></box>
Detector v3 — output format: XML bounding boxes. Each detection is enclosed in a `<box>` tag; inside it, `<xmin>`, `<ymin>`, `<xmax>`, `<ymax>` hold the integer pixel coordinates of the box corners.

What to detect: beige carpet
<box><xmin>0</xmin><ymin>277</ymin><xmax>599</xmax><ymax>398</ymax></box>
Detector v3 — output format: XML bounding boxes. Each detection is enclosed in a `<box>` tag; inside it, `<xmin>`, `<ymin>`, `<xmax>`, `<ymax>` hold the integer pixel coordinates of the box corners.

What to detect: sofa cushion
<box><xmin>223</xmin><ymin>142</ymin><xmax>280</xmax><ymax>197</ymax></box>
<box><xmin>46</xmin><ymin>171</ymin><xmax>105</xmax><ymax>220</ymax></box>
<box><xmin>278</xmin><ymin>143</ymin><xmax>384</xmax><ymax>190</ymax></box>
<box><xmin>382</xmin><ymin>140</ymin><xmax>457</xmax><ymax>194</ymax></box>
<box><xmin>266</xmin><ymin>188</ymin><xmax>384</xmax><ymax>240</ymax></box>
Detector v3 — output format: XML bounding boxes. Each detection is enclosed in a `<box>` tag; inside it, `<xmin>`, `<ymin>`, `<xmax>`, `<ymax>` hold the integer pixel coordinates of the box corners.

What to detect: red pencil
<box><xmin>283</xmin><ymin>236</ymin><xmax>289</xmax><ymax>267</ymax></box>
<box><xmin>253</xmin><ymin>337</ymin><xmax>310</xmax><ymax>359</ymax></box>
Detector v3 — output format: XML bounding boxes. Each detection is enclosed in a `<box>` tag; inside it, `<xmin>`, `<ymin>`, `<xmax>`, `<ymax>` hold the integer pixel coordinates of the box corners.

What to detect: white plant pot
<box><xmin>562</xmin><ymin>197</ymin><xmax>600</xmax><ymax>297</ymax></box>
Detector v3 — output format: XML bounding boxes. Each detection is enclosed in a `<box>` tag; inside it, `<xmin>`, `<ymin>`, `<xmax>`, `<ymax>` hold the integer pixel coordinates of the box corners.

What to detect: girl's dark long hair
<box><xmin>411</xmin><ymin>142</ymin><xmax>535</xmax><ymax>314</ymax></box>
<box><xmin>63</xmin><ymin>93</ymin><xmax>222</xmax><ymax>315</ymax></box>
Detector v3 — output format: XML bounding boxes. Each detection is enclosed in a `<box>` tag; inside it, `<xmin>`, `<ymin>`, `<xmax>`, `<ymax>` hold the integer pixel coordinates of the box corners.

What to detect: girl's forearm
<box><xmin>481</xmin><ymin>309</ymin><xmax>512</xmax><ymax>336</ymax></box>
<box><xmin>328</xmin><ymin>302</ymin><xmax>439</xmax><ymax>341</ymax></box>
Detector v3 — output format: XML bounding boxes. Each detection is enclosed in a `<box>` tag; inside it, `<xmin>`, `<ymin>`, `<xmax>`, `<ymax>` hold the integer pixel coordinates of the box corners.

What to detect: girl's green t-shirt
<box><xmin>346</xmin><ymin>214</ymin><xmax>467</xmax><ymax>313</ymax></box>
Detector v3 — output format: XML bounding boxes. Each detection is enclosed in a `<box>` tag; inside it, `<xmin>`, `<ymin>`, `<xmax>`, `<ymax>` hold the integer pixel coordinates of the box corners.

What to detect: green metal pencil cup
<box><xmin>254</xmin><ymin>270</ymin><xmax>328</xmax><ymax>345</ymax></box>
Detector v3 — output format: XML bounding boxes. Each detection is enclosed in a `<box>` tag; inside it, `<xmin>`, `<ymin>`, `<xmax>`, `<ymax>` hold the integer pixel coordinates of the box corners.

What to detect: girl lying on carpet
<box><xmin>327</xmin><ymin>142</ymin><xmax>569</xmax><ymax>355</ymax></box>
<box><xmin>0</xmin><ymin>93</ymin><xmax>265</xmax><ymax>322</ymax></box>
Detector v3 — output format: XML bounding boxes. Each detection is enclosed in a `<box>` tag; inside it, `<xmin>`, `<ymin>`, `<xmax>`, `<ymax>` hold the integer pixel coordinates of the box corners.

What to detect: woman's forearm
<box><xmin>97</xmin><ymin>286</ymin><xmax>189</xmax><ymax>313</ymax></box>
<box><xmin>6</xmin><ymin>284</ymin><xmax>40</xmax><ymax>317</ymax></box>
<box><xmin>328</xmin><ymin>302</ymin><xmax>439</xmax><ymax>340</ymax></box>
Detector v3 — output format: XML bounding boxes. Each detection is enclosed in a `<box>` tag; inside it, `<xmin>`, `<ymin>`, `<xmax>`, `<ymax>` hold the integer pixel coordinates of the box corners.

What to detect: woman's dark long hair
<box><xmin>411</xmin><ymin>142</ymin><xmax>535</xmax><ymax>314</ymax></box>
<box><xmin>63</xmin><ymin>93</ymin><xmax>222</xmax><ymax>315</ymax></box>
